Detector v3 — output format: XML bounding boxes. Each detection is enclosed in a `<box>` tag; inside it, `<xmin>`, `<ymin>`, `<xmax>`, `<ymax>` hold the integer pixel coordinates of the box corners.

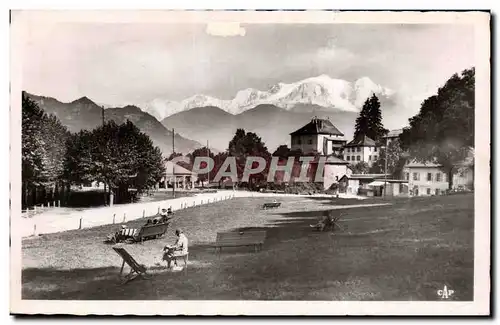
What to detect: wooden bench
<box><xmin>112</xmin><ymin>246</ymin><xmax>152</xmax><ymax>285</ymax></box>
<box><xmin>214</xmin><ymin>230</ymin><xmax>267</xmax><ymax>253</ymax></box>
<box><xmin>262</xmin><ymin>202</ymin><xmax>281</xmax><ymax>210</ymax></box>
<box><xmin>135</xmin><ymin>222</ymin><xmax>170</xmax><ymax>242</ymax></box>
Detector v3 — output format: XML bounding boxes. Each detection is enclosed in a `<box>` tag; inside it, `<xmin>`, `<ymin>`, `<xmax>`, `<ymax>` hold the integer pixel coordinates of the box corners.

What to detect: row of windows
<box><xmin>345</xmin><ymin>147</ymin><xmax>378</xmax><ymax>153</ymax></box>
<box><xmin>410</xmin><ymin>187</ymin><xmax>443</xmax><ymax>195</ymax></box>
<box><xmin>405</xmin><ymin>172</ymin><xmax>447</xmax><ymax>182</ymax></box>
<box><xmin>345</xmin><ymin>155</ymin><xmax>378</xmax><ymax>162</ymax></box>
<box><xmin>292</xmin><ymin>138</ymin><xmax>313</xmax><ymax>145</ymax></box>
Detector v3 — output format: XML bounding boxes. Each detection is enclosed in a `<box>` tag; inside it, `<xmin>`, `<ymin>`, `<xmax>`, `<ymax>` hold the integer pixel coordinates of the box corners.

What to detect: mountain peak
<box><xmin>72</xmin><ymin>96</ymin><xmax>97</xmax><ymax>106</ymax></box>
<box><xmin>143</xmin><ymin>74</ymin><xmax>395</xmax><ymax>119</ymax></box>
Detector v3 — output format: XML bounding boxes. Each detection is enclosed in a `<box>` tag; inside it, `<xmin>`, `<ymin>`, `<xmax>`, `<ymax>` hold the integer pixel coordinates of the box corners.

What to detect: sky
<box><xmin>21</xmin><ymin>21</ymin><xmax>475</xmax><ymax>127</ymax></box>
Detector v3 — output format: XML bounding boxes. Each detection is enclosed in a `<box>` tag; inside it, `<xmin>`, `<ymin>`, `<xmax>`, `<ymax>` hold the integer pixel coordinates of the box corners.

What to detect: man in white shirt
<box><xmin>162</xmin><ymin>229</ymin><xmax>188</xmax><ymax>269</ymax></box>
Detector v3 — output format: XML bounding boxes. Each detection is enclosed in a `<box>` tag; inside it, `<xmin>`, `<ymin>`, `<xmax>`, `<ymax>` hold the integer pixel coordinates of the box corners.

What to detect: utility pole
<box><xmin>207</xmin><ymin>140</ymin><xmax>210</xmax><ymax>185</ymax></box>
<box><xmin>383</xmin><ymin>136</ymin><xmax>388</xmax><ymax>198</ymax></box>
<box><xmin>172</xmin><ymin>128</ymin><xmax>175</xmax><ymax>198</ymax></box>
<box><xmin>102</xmin><ymin>106</ymin><xmax>107</xmax><ymax>206</ymax></box>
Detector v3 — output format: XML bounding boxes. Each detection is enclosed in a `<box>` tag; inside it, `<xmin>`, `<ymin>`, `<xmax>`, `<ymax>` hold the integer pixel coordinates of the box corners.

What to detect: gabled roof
<box><xmin>383</xmin><ymin>129</ymin><xmax>403</xmax><ymax>138</ymax></box>
<box><xmin>308</xmin><ymin>155</ymin><xmax>350</xmax><ymax>165</ymax></box>
<box><xmin>345</xmin><ymin>134</ymin><xmax>377</xmax><ymax>147</ymax></box>
<box><xmin>404</xmin><ymin>160</ymin><xmax>442</xmax><ymax>168</ymax></box>
<box><xmin>290</xmin><ymin>117</ymin><xmax>344</xmax><ymax>136</ymax></box>
<box><xmin>339</xmin><ymin>173</ymin><xmax>391</xmax><ymax>180</ymax></box>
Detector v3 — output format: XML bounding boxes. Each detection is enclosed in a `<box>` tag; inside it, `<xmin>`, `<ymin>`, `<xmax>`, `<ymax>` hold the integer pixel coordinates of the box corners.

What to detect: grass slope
<box><xmin>22</xmin><ymin>194</ymin><xmax>474</xmax><ymax>300</ymax></box>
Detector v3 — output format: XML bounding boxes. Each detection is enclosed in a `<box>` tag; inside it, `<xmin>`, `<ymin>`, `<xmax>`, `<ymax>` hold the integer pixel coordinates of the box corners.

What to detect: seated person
<box><xmin>159</xmin><ymin>208</ymin><xmax>174</xmax><ymax>223</ymax></box>
<box><xmin>310</xmin><ymin>211</ymin><xmax>334</xmax><ymax>232</ymax></box>
<box><xmin>162</xmin><ymin>229</ymin><xmax>188</xmax><ymax>269</ymax></box>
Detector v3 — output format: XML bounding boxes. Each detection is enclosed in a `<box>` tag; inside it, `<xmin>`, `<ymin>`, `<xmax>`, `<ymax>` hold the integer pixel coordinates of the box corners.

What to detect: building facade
<box><xmin>343</xmin><ymin>134</ymin><xmax>380</xmax><ymax>166</ymax></box>
<box><xmin>402</xmin><ymin>162</ymin><xmax>450</xmax><ymax>196</ymax></box>
<box><xmin>290</xmin><ymin>117</ymin><xmax>347</xmax><ymax>156</ymax></box>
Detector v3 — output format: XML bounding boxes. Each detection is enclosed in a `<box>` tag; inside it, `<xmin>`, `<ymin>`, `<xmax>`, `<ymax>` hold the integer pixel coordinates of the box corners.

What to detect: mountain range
<box><xmin>24</xmin><ymin>93</ymin><xmax>204</xmax><ymax>155</ymax></box>
<box><xmin>143</xmin><ymin>75</ymin><xmax>395</xmax><ymax>121</ymax></box>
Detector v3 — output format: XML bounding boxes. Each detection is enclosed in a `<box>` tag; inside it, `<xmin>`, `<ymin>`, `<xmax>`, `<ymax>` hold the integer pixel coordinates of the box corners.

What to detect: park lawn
<box><xmin>21</xmin><ymin>193</ymin><xmax>474</xmax><ymax>301</ymax></box>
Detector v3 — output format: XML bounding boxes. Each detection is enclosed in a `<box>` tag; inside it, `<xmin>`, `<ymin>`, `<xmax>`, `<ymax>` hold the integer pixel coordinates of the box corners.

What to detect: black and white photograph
<box><xmin>9</xmin><ymin>9</ymin><xmax>490</xmax><ymax>316</ymax></box>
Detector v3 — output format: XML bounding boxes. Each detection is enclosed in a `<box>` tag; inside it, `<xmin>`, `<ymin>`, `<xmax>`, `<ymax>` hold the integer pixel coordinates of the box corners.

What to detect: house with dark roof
<box><xmin>290</xmin><ymin>116</ymin><xmax>347</xmax><ymax>156</ymax></box>
<box><xmin>343</xmin><ymin>134</ymin><xmax>380</xmax><ymax>166</ymax></box>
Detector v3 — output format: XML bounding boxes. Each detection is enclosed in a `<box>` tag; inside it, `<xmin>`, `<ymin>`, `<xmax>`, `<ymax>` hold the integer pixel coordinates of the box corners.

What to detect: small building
<box><xmin>403</xmin><ymin>159</ymin><xmax>474</xmax><ymax>196</ymax></box>
<box><xmin>158</xmin><ymin>161</ymin><xmax>197</xmax><ymax>190</ymax></box>
<box><xmin>382</xmin><ymin>129</ymin><xmax>403</xmax><ymax>144</ymax></box>
<box><xmin>338</xmin><ymin>173</ymin><xmax>391</xmax><ymax>196</ymax></box>
<box><xmin>290</xmin><ymin>117</ymin><xmax>347</xmax><ymax>156</ymax></box>
<box><xmin>343</xmin><ymin>134</ymin><xmax>380</xmax><ymax>166</ymax></box>
<box><xmin>316</xmin><ymin>156</ymin><xmax>352</xmax><ymax>190</ymax></box>
<box><xmin>402</xmin><ymin>161</ymin><xmax>450</xmax><ymax>196</ymax></box>
<box><xmin>366</xmin><ymin>179</ymin><xmax>409</xmax><ymax>197</ymax></box>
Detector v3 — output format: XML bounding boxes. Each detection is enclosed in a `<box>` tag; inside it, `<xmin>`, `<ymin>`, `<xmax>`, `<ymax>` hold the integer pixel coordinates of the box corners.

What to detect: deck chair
<box><xmin>112</xmin><ymin>246</ymin><xmax>152</xmax><ymax>285</ymax></box>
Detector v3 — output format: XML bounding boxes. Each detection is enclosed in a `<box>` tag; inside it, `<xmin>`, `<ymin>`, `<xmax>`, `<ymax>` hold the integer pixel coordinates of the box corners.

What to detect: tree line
<box><xmin>22</xmin><ymin>92</ymin><xmax>166</xmax><ymax>209</ymax></box>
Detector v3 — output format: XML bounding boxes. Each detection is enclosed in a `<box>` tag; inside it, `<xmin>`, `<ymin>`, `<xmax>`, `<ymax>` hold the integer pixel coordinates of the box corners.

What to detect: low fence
<box><xmin>19</xmin><ymin>191</ymin><xmax>236</xmax><ymax>238</ymax></box>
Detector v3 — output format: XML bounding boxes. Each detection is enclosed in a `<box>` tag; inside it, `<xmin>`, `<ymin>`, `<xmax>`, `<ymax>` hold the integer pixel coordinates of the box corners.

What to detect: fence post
<box><xmin>79</xmin><ymin>217</ymin><xmax>82</xmax><ymax>230</ymax></box>
<box><xmin>34</xmin><ymin>205</ymin><xmax>37</xmax><ymax>213</ymax></box>
<box><xmin>33</xmin><ymin>224</ymin><xmax>36</xmax><ymax>236</ymax></box>
<box><xmin>143</xmin><ymin>210</ymin><xmax>145</xmax><ymax>218</ymax></box>
<box><xmin>123</xmin><ymin>213</ymin><xmax>126</xmax><ymax>223</ymax></box>
<box><xmin>158</xmin><ymin>206</ymin><xmax>160</xmax><ymax>214</ymax></box>
<box><xmin>57</xmin><ymin>200</ymin><xmax>60</xmax><ymax>207</ymax></box>
<box><xmin>41</xmin><ymin>203</ymin><xmax>44</xmax><ymax>208</ymax></box>
<box><xmin>113</xmin><ymin>214</ymin><xmax>116</xmax><ymax>224</ymax></box>
<box><xmin>193</xmin><ymin>201</ymin><xmax>195</xmax><ymax>207</ymax></box>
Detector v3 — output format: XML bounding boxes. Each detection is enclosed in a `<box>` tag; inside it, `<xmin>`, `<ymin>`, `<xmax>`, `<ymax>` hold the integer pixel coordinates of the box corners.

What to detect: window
<box><xmin>308</xmin><ymin>139</ymin><xmax>312</xmax><ymax>145</ymax></box>
<box><xmin>413</xmin><ymin>172</ymin><xmax>419</xmax><ymax>181</ymax></box>
<box><xmin>368</xmin><ymin>155</ymin><xmax>372</xmax><ymax>161</ymax></box>
<box><xmin>347</xmin><ymin>148</ymin><xmax>350</xmax><ymax>153</ymax></box>
<box><xmin>436</xmin><ymin>173</ymin><xmax>441</xmax><ymax>182</ymax></box>
<box><xmin>427</xmin><ymin>173</ymin><xmax>432</xmax><ymax>181</ymax></box>
<box><xmin>374</xmin><ymin>147</ymin><xmax>378</xmax><ymax>152</ymax></box>
<box><xmin>346</xmin><ymin>156</ymin><xmax>350</xmax><ymax>161</ymax></box>
<box><xmin>435</xmin><ymin>189</ymin><xmax>439</xmax><ymax>195</ymax></box>
<box><xmin>405</xmin><ymin>172</ymin><xmax>409</xmax><ymax>180</ymax></box>
<box><xmin>352</xmin><ymin>156</ymin><xmax>355</xmax><ymax>161</ymax></box>
<box><xmin>298</xmin><ymin>139</ymin><xmax>302</xmax><ymax>145</ymax></box>
<box><xmin>357</xmin><ymin>156</ymin><xmax>360</xmax><ymax>161</ymax></box>
<box><xmin>427</xmin><ymin>188</ymin><xmax>431</xmax><ymax>195</ymax></box>
<box><xmin>373</xmin><ymin>156</ymin><xmax>377</xmax><ymax>161</ymax></box>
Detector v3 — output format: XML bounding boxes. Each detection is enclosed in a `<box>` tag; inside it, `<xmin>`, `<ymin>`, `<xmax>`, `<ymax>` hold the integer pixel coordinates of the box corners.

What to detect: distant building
<box><xmin>312</xmin><ymin>156</ymin><xmax>352</xmax><ymax>190</ymax></box>
<box><xmin>402</xmin><ymin>160</ymin><xmax>474</xmax><ymax>196</ymax></box>
<box><xmin>158</xmin><ymin>161</ymin><xmax>197</xmax><ymax>190</ymax></box>
<box><xmin>343</xmin><ymin>134</ymin><xmax>380</xmax><ymax>166</ymax></box>
<box><xmin>382</xmin><ymin>129</ymin><xmax>404</xmax><ymax>144</ymax></box>
<box><xmin>338</xmin><ymin>173</ymin><xmax>407</xmax><ymax>197</ymax></box>
<box><xmin>290</xmin><ymin>117</ymin><xmax>347</xmax><ymax>156</ymax></box>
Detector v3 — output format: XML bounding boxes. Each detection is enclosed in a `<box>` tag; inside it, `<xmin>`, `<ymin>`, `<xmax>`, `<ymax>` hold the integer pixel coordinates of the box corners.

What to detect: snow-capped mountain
<box><xmin>142</xmin><ymin>75</ymin><xmax>394</xmax><ymax>120</ymax></box>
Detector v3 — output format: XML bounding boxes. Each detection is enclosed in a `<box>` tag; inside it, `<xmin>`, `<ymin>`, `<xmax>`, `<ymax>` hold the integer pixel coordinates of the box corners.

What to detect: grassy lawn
<box><xmin>21</xmin><ymin>193</ymin><xmax>474</xmax><ymax>300</ymax></box>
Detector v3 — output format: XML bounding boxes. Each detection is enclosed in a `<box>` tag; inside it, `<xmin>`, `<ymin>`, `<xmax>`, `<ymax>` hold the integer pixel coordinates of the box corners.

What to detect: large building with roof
<box><xmin>343</xmin><ymin>134</ymin><xmax>380</xmax><ymax>166</ymax></box>
<box><xmin>290</xmin><ymin>117</ymin><xmax>347</xmax><ymax>156</ymax></box>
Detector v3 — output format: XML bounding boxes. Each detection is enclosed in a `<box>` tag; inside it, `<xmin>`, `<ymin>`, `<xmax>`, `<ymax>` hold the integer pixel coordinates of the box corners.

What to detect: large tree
<box><xmin>399</xmin><ymin>67</ymin><xmax>474</xmax><ymax>189</ymax></box>
<box><xmin>370</xmin><ymin>139</ymin><xmax>407</xmax><ymax>178</ymax></box>
<box><xmin>354</xmin><ymin>94</ymin><xmax>388</xmax><ymax>142</ymax></box>
<box><xmin>227</xmin><ymin>128</ymin><xmax>271</xmax><ymax>187</ymax></box>
<box><xmin>22</xmin><ymin>92</ymin><xmax>70</xmax><ymax>207</ymax></box>
<box><xmin>64</xmin><ymin>120</ymin><xmax>165</xmax><ymax>203</ymax></box>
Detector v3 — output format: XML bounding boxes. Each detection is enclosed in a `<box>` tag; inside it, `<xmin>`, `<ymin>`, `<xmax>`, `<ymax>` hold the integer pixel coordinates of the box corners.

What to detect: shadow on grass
<box><xmin>22</xmin><ymin>194</ymin><xmax>474</xmax><ymax>301</ymax></box>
